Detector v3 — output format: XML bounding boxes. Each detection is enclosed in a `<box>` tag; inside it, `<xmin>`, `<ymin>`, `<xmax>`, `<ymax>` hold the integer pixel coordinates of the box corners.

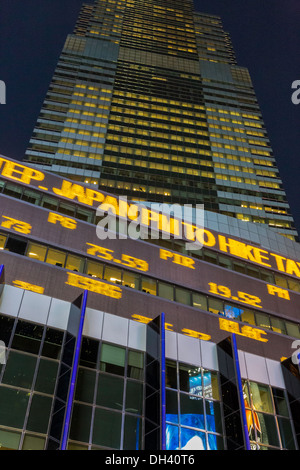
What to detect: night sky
<box><xmin>0</xmin><ymin>1</ymin><xmax>299</xmax><ymax>232</ymax></box>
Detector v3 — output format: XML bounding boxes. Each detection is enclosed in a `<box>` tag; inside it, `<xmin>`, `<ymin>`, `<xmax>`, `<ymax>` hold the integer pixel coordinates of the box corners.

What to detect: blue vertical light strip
<box><xmin>60</xmin><ymin>290</ymin><xmax>88</xmax><ymax>450</ymax></box>
<box><xmin>232</xmin><ymin>333</ymin><xmax>251</xmax><ymax>450</ymax></box>
<box><xmin>161</xmin><ymin>312</ymin><xmax>166</xmax><ymax>450</ymax></box>
<box><xmin>0</xmin><ymin>264</ymin><xmax>4</xmax><ymax>280</ymax></box>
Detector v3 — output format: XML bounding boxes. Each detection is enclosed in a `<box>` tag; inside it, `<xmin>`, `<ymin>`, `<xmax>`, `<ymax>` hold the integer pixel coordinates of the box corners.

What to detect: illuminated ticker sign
<box><xmin>12</xmin><ymin>280</ymin><xmax>44</xmax><ymax>294</ymax></box>
<box><xmin>219</xmin><ymin>318</ymin><xmax>268</xmax><ymax>343</ymax></box>
<box><xmin>208</xmin><ymin>281</ymin><xmax>291</xmax><ymax>311</ymax></box>
<box><xmin>208</xmin><ymin>282</ymin><xmax>263</xmax><ymax>309</ymax></box>
<box><xmin>86</xmin><ymin>243</ymin><xmax>149</xmax><ymax>272</ymax></box>
<box><xmin>1</xmin><ymin>156</ymin><xmax>300</xmax><ymax>280</ymax></box>
<box><xmin>65</xmin><ymin>272</ymin><xmax>122</xmax><ymax>299</ymax></box>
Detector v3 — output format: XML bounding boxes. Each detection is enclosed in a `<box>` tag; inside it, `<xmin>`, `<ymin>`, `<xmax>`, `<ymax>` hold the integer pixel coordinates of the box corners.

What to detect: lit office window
<box><xmin>45</xmin><ymin>248</ymin><xmax>66</xmax><ymax>268</ymax></box>
<box><xmin>26</xmin><ymin>243</ymin><xmax>47</xmax><ymax>262</ymax></box>
<box><xmin>0</xmin><ymin>234</ymin><xmax>7</xmax><ymax>250</ymax></box>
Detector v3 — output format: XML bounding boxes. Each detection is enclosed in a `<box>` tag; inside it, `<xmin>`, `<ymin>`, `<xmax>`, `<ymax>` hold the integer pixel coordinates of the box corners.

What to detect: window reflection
<box><xmin>45</xmin><ymin>248</ymin><xmax>66</xmax><ymax>267</ymax></box>
<box><xmin>26</xmin><ymin>243</ymin><xmax>47</xmax><ymax>262</ymax></box>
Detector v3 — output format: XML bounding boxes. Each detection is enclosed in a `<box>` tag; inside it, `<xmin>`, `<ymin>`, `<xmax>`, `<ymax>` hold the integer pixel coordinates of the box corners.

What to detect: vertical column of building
<box><xmin>46</xmin><ymin>292</ymin><xmax>87</xmax><ymax>450</ymax></box>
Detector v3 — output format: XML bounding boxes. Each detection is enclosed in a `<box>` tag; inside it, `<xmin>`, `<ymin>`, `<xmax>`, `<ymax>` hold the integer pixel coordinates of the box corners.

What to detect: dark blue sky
<box><xmin>0</xmin><ymin>1</ymin><xmax>299</xmax><ymax>232</ymax></box>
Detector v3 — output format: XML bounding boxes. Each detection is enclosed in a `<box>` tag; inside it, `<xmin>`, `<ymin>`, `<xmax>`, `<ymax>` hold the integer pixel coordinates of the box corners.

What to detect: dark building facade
<box><xmin>0</xmin><ymin>156</ymin><xmax>300</xmax><ymax>450</ymax></box>
<box><xmin>24</xmin><ymin>0</ymin><xmax>297</xmax><ymax>241</ymax></box>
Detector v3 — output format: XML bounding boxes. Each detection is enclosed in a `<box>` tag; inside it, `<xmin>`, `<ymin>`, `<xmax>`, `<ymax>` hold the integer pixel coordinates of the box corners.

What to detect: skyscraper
<box><xmin>24</xmin><ymin>0</ymin><xmax>297</xmax><ymax>241</ymax></box>
<box><xmin>1</xmin><ymin>0</ymin><xmax>300</xmax><ymax>452</ymax></box>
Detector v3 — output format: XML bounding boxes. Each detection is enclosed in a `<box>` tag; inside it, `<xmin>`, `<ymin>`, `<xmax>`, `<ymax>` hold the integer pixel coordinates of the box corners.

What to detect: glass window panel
<box><xmin>69</xmin><ymin>403</ymin><xmax>92</xmax><ymax>443</ymax></box>
<box><xmin>224</xmin><ymin>304</ymin><xmax>242</xmax><ymax>320</ymax></box>
<box><xmin>179</xmin><ymin>363</ymin><xmax>202</xmax><ymax>394</ymax></box>
<box><xmin>65</xmin><ymin>254</ymin><xmax>85</xmax><ymax>273</ymax></box>
<box><xmin>141</xmin><ymin>276</ymin><xmax>156</xmax><ymax>295</ymax></box>
<box><xmin>45</xmin><ymin>248</ymin><xmax>66</xmax><ymax>267</ymax></box>
<box><xmin>26</xmin><ymin>243</ymin><xmax>47</xmax><ymax>262</ymax></box>
<box><xmin>191</xmin><ymin>248</ymin><xmax>203</xmax><ymax>260</ymax></box>
<box><xmin>35</xmin><ymin>358</ymin><xmax>58</xmax><ymax>394</ymax></box>
<box><xmin>175</xmin><ymin>287</ymin><xmax>191</xmax><ymax>305</ymax></box>
<box><xmin>192</xmin><ymin>293</ymin><xmax>207</xmax><ymax>310</ymax></box>
<box><xmin>272</xmin><ymin>388</ymin><xmax>289</xmax><ymax>417</ymax></box>
<box><xmin>158</xmin><ymin>282</ymin><xmax>174</xmax><ymax>301</ymax></box>
<box><xmin>67</xmin><ymin>443</ymin><xmax>88</xmax><ymax>450</ymax></box>
<box><xmin>41</xmin><ymin>196</ymin><xmax>58</xmax><ymax>211</ymax></box>
<box><xmin>274</xmin><ymin>275</ymin><xmax>288</xmax><ymax>289</ymax></box>
<box><xmin>0</xmin><ymin>314</ymin><xmax>14</xmax><ymax>344</ymax></box>
<box><xmin>218</xmin><ymin>255</ymin><xmax>232</xmax><ymax>270</ymax></box>
<box><xmin>100</xmin><ymin>343</ymin><xmax>125</xmax><ymax>376</ymax></box>
<box><xmin>277</xmin><ymin>417</ymin><xmax>296</xmax><ymax>450</ymax></box>
<box><xmin>242</xmin><ymin>379</ymin><xmax>251</xmax><ymax>405</ymax></box>
<box><xmin>26</xmin><ymin>394</ymin><xmax>52</xmax><ymax>434</ymax></box>
<box><xmin>180</xmin><ymin>393</ymin><xmax>204</xmax><ymax>430</ymax></box>
<box><xmin>86</xmin><ymin>260</ymin><xmax>104</xmax><ymax>279</ymax></box>
<box><xmin>2</xmin><ymin>351</ymin><xmax>37</xmax><ymax>389</ymax></box>
<box><xmin>180</xmin><ymin>428</ymin><xmax>206</xmax><ymax>450</ymax></box>
<box><xmin>207</xmin><ymin>433</ymin><xmax>224</xmax><ymax>450</ymax></box>
<box><xmin>2</xmin><ymin>183</ymin><xmax>22</xmax><ymax>199</ymax></box>
<box><xmin>232</xmin><ymin>261</ymin><xmax>246</xmax><ymax>274</ymax></box>
<box><xmin>103</xmin><ymin>266</ymin><xmax>122</xmax><ymax>285</ymax></box>
<box><xmin>79</xmin><ymin>337</ymin><xmax>99</xmax><ymax>369</ymax></box>
<box><xmin>96</xmin><ymin>373</ymin><xmax>124</xmax><ymax>410</ymax></box>
<box><xmin>166</xmin><ymin>390</ymin><xmax>178</xmax><ymax>424</ymax></box>
<box><xmin>270</xmin><ymin>317</ymin><xmax>286</xmax><ymax>335</ymax></box>
<box><xmin>0</xmin><ymin>429</ymin><xmax>21</xmax><ymax>450</ymax></box>
<box><xmin>0</xmin><ymin>387</ymin><xmax>29</xmax><ymax>428</ymax></box>
<box><xmin>122</xmin><ymin>271</ymin><xmax>140</xmax><ymax>290</ymax></box>
<box><xmin>287</xmin><ymin>278</ymin><xmax>300</xmax><ymax>293</ymax></box>
<box><xmin>75</xmin><ymin>367</ymin><xmax>96</xmax><ymax>403</ymax></box>
<box><xmin>260</xmin><ymin>269</ymin><xmax>274</xmax><ymax>283</ymax></box>
<box><xmin>5</xmin><ymin>237</ymin><xmax>27</xmax><ymax>256</ymax></box>
<box><xmin>22</xmin><ymin>434</ymin><xmax>45</xmax><ymax>450</ymax></box>
<box><xmin>127</xmin><ymin>350</ymin><xmax>144</xmax><ymax>380</ymax></box>
<box><xmin>208</xmin><ymin>297</ymin><xmax>223</xmax><ymax>315</ymax></box>
<box><xmin>76</xmin><ymin>208</ymin><xmax>94</xmax><ymax>223</ymax></box>
<box><xmin>22</xmin><ymin>190</ymin><xmax>40</xmax><ymax>205</ymax></box>
<box><xmin>58</xmin><ymin>202</ymin><xmax>75</xmax><ymax>217</ymax></box>
<box><xmin>166</xmin><ymin>424</ymin><xmax>179</xmax><ymax>450</ymax></box>
<box><xmin>203</xmin><ymin>250</ymin><xmax>218</xmax><ymax>264</ymax></box>
<box><xmin>11</xmin><ymin>321</ymin><xmax>43</xmax><ymax>354</ymax></box>
<box><xmin>249</xmin><ymin>382</ymin><xmax>273</xmax><ymax>413</ymax></box>
<box><xmin>123</xmin><ymin>414</ymin><xmax>142</xmax><ymax>450</ymax></box>
<box><xmin>285</xmin><ymin>321</ymin><xmax>300</xmax><ymax>339</ymax></box>
<box><xmin>246</xmin><ymin>265</ymin><xmax>260</xmax><ymax>279</ymax></box>
<box><xmin>255</xmin><ymin>412</ymin><xmax>279</xmax><ymax>447</ymax></box>
<box><xmin>93</xmin><ymin>408</ymin><xmax>122</xmax><ymax>449</ymax></box>
<box><xmin>240</xmin><ymin>308</ymin><xmax>256</xmax><ymax>326</ymax></box>
<box><xmin>255</xmin><ymin>312</ymin><xmax>271</xmax><ymax>330</ymax></box>
<box><xmin>42</xmin><ymin>327</ymin><xmax>64</xmax><ymax>360</ymax></box>
<box><xmin>125</xmin><ymin>380</ymin><xmax>143</xmax><ymax>414</ymax></box>
<box><xmin>166</xmin><ymin>360</ymin><xmax>177</xmax><ymax>389</ymax></box>
<box><xmin>202</xmin><ymin>370</ymin><xmax>220</xmax><ymax>400</ymax></box>
<box><xmin>0</xmin><ymin>234</ymin><xmax>7</xmax><ymax>250</ymax></box>
<box><xmin>205</xmin><ymin>400</ymin><xmax>222</xmax><ymax>433</ymax></box>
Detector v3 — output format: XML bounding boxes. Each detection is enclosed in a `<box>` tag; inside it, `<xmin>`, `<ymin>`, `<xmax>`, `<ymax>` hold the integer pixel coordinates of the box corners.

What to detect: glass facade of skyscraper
<box><xmin>24</xmin><ymin>0</ymin><xmax>297</xmax><ymax>241</ymax></box>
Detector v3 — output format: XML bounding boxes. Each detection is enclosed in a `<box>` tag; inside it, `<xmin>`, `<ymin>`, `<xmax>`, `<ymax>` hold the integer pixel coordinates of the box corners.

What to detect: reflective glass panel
<box><xmin>166</xmin><ymin>424</ymin><xmax>179</xmax><ymax>450</ymax></box>
<box><xmin>180</xmin><ymin>428</ymin><xmax>206</xmax><ymax>450</ymax></box>
<box><xmin>249</xmin><ymin>382</ymin><xmax>273</xmax><ymax>413</ymax></box>
<box><xmin>97</xmin><ymin>373</ymin><xmax>124</xmax><ymax>410</ymax></box>
<box><xmin>2</xmin><ymin>351</ymin><xmax>36</xmax><ymax>389</ymax></box>
<box><xmin>46</xmin><ymin>248</ymin><xmax>66</xmax><ymax>267</ymax></box>
<box><xmin>93</xmin><ymin>408</ymin><xmax>122</xmax><ymax>449</ymax></box>
<box><xmin>26</xmin><ymin>243</ymin><xmax>47</xmax><ymax>262</ymax></box>
<box><xmin>180</xmin><ymin>394</ymin><xmax>204</xmax><ymax>430</ymax></box>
